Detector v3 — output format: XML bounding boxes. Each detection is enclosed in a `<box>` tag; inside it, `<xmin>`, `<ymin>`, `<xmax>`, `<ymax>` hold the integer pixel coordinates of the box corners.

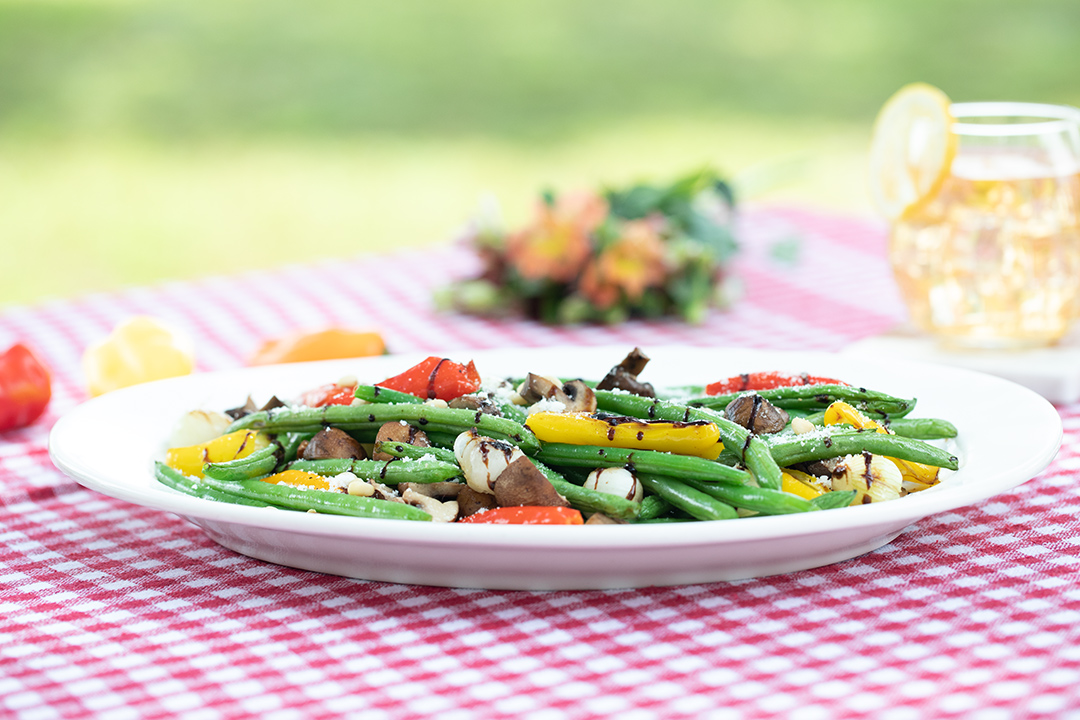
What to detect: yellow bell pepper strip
<box><xmin>259</xmin><ymin>470</ymin><xmax>333</xmax><ymax>491</ymax></box>
<box><xmin>249</xmin><ymin>328</ymin><xmax>385</xmax><ymax>366</ymax></box>
<box><xmin>83</xmin><ymin>316</ymin><xmax>195</xmax><ymax>396</ymax></box>
<box><xmin>525</xmin><ymin>411</ymin><xmax>723</xmax><ymax>460</ymax></box>
<box><xmin>166</xmin><ymin>429</ymin><xmax>270</xmax><ymax>478</ymax></box>
<box><xmin>822</xmin><ymin>401</ymin><xmax>940</xmax><ymax>489</ymax></box>
<box><xmin>781</xmin><ymin>469</ymin><xmax>827</xmax><ymax>500</ymax></box>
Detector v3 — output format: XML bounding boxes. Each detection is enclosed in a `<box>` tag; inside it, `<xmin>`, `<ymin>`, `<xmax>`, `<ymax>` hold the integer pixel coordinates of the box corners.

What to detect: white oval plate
<box><xmin>49</xmin><ymin>346</ymin><xmax>1062</xmax><ymax>590</ymax></box>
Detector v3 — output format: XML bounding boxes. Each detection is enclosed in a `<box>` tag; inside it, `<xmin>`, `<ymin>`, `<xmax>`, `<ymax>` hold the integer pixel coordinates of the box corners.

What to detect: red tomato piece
<box><xmin>705</xmin><ymin>371</ymin><xmax>847</xmax><ymax>396</ymax></box>
<box><xmin>458</xmin><ymin>506</ymin><xmax>585</xmax><ymax>525</ymax></box>
<box><xmin>377</xmin><ymin>356</ymin><xmax>481</xmax><ymax>401</ymax></box>
<box><xmin>0</xmin><ymin>342</ymin><xmax>52</xmax><ymax>432</ymax></box>
<box><xmin>300</xmin><ymin>383</ymin><xmax>357</xmax><ymax>407</ymax></box>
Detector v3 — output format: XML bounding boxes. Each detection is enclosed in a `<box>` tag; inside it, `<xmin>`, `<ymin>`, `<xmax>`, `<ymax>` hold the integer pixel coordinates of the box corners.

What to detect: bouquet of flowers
<box><xmin>438</xmin><ymin>168</ymin><xmax>738</xmax><ymax>324</ymax></box>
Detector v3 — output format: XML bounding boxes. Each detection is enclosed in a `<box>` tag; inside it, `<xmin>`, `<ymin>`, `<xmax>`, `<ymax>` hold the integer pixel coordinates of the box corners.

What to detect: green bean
<box><xmin>635</xmin><ymin>494</ymin><xmax>673</xmax><ymax>521</ymax></box>
<box><xmin>202</xmin><ymin>443</ymin><xmax>280</xmax><ymax>482</ymax></box>
<box><xmin>535</xmin><ymin>442</ymin><xmax>751</xmax><ymax>485</ymax></box>
<box><xmin>227</xmin><ymin>403</ymin><xmax>539</xmax><ymax>454</ymax></box>
<box><xmin>374</xmin><ymin>440</ymin><xmax>459</xmax><ymax>465</ymax></box>
<box><xmin>287</xmin><ymin>457</ymin><xmax>463</xmax><ymax>484</ymax></box>
<box><xmin>199</xmin><ymin>473</ymin><xmax>432</xmax><ymax>520</ymax></box>
<box><xmin>276</xmin><ymin>432</ymin><xmax>314</xmax><ymax>467</ymax></box>
<box><xmin>797</xmin><ymin>412</ymin><xmax>957</xmax><ymax>440</ymax></box>
<box><xmin>636</xmin><ymin>517</ymin><xmax>695</xmax><ymax>523</ymax></box>
<box><xmin>679</xmin><ymin>477</ymin><xmax>813</xmax><ymax>515</ymax></box>
<box><xmin>491</xmin><ymin>399</ymin><xmax>529</xmax><ymax>425</ymax></box>
<box><xmin>593</xmin><ymin>390</ymin><xmax>781</xmax><ymax>490</ymax></box>
<box><xmin>636</xmin><ymin>472</ymin><xmax>738</xmax><ymax>521</ymax></box>
<box><xmin>424</xmin><ymin>430</ymin><xmax>463</xmax><ymax>449</ymax></box>
<box><xmin>685</xmin><ymin>385</ymin><xmax>915</xmax><ymax>419</ymax></box>
<box><xmin>883</xmin><ymin>417</ymin><xmax>958</xmax><ymax>440</ymax></box>
<box><xmin>767</xmin><ymin>428</ymin><xmax>959</xmax><ymax>469</ymax></box>
<box><xmin>353</xmin><ymin>385</ymin><xmax>424</xmax><ymax>404</ymax></box>
<box><xmin>532</xmin><ymin>460</ymin><xmax>641</xmax><ymax>521</ymax></box>
<box><xmin>810</xmin><ymin>491</ymin><xmax>858</xmax><ymax>510</ymax></box>
<box><xmin>154</xmin><ymin>461</ymin><xmax>268</xmax><ymax>506</ymax></box>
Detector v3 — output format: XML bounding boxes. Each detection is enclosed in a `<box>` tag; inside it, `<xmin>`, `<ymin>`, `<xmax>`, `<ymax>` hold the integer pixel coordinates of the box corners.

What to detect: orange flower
<box><xmin>506</xmin><ymin>192</ymin><xmax>608</xmax><ymax>283</ymax></box>
<box><xmin>579</xmin><ymin>218</ymin><xmax>668</xmax><ymax>309</ymax></box>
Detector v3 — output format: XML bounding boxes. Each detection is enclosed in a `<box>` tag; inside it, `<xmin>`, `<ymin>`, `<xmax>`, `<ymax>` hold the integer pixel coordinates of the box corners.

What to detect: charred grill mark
<box><xmin>739</xmin><ymin>373</ymin><xmax>751</xmax><ymax>390</ymax></box>
<box><xmin>636</xmin><ymin>431</ymin><xmax>644</xmax><ymax>441</ymax></box>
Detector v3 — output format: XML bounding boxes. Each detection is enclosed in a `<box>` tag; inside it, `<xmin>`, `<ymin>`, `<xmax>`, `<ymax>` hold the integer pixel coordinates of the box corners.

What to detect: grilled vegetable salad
<box><xmin>156</xmin><ymin>349</ymin><xmax>959</xmax><ymax>524</ymax></box>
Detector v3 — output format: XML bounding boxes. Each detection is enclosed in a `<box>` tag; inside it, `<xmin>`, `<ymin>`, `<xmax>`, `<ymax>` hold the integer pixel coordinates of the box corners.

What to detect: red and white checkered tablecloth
<box><xmin>3</xmin><ymin>206</ymin><xmax>1079</xmax><ymax>719</ymax></box>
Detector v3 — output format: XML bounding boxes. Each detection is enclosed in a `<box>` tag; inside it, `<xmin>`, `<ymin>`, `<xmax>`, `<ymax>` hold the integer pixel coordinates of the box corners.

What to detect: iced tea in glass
<box><xmin>889</xmin><ymin>102</ymin><xmax>1080</xmax><ymax>348</ymax></box>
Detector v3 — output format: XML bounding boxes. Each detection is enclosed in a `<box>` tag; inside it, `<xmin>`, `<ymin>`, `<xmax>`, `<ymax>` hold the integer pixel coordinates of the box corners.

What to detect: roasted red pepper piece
<box><xmin>0</xmin><ymin>342</ymin><xmax>52</xmax><ymax>432</ymax></box>
<box><xmin>705</xmin><ymin>371</ymin><xmax>847</xmax><ymax>396</ymax></box>
<box><xmin>300</xmin><ymin>383</ymin><xmax>357</xmax><ymax>407</ymax></box>
<box><xmin>377</xmin><ymin>356</ymin><xmax>481</xmax><ymax>401</ymax></box>
<box><xmin>458</xmin><ymin>506</ymin><xmax>584</xmax><ymax>525</ymax></box>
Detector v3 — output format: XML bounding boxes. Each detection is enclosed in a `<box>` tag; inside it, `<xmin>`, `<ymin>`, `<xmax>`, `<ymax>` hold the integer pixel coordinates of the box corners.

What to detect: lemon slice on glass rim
<box><xmin>868</xmin><ymin>83</ymin><xmax>958</xmax><ymax>219</ymax></box>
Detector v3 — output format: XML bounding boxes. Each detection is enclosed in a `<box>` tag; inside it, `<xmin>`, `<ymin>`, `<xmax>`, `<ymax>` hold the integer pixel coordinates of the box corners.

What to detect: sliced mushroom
<box><xmin>724</xmin><ymin>394</ymin><xmax>790</xmax><ymax>434</ymax></box>
<box><xmin>517</xmin><ymin>373</ymin><xmax>561</xmax><ymax>404</ymax></box>
<box><xmin>224</xmin><ymin>397</ymin><xmax>257</xmax><ymax>421</ymax></box>
<box><xmin>398</xmin><ymin>481</ymin><xmax>463</xmax><ymax>501</ymax></box>
<box><xmin>260</xmin><ymin>396</ymin><xmax>286</xmax><ymax>412</ymax></box>
<box><xmin>596</xmin><ymin>347</ymin><xmax>656</xmax><ymax>397</ymax></box>
<box><xmin>301</xmin><ymin>427</ymin><xmax>367</xmax><ymax>460</ymax></box>
<box><xmin>793</xmin><ymin>457</ymin><xmax>843</xmax><ymax>479</ymax></box>
<box><xmin>448</xmin><ymin>394</ymin><xmax>502</xmax><ymax>416</ymax></box>
<box><xmin>401</xmin><ymin>488</ymin><xmax>459</xmax><ymax>523</ymax></box>
<box><xmin>225</xmin><ymin>395</ymin><xmax>285</xmax><ymax>420</ymax></box>
<box><xmin>517</xmin><ymin>373</ymin><xmax>597</xmax><ymax>413</ymax></box>
<box><xmin>456</xmin><ymin>486</ymin><xmax>499</xmax><ymax>517</ymax></box>
<box><xmin>585</xmin><ymin>512</ymin><xmax>625</xmax><ymax>525</ymax></box>
<box><xmin>373</xmin><ymin>421</ymin><xmax>431</xmax><ymax>460</ymax></box>
<box><xmin>560</xmin><ymin>379</ymin><xmax>597</xmax><ymax>413</ymax></box>
<box><xmin>493</xmin><ymin>456</ymin><xmax>570</xmax><ymax>508</ymax></box>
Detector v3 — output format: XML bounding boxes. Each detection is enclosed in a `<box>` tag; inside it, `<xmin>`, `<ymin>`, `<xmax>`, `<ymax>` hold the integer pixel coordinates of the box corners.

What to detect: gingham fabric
<box><xmin>3</xmin><ymin>206</ymin><xmax>1078</xmax><ymax>719</ymax></box>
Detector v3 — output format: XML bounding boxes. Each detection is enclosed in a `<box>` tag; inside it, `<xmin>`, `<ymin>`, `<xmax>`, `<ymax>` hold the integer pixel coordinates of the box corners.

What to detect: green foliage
<box><xmin>0</xmin><ymin>0</ymin><xmax>1078</xmax><ymax>142</ymax></box>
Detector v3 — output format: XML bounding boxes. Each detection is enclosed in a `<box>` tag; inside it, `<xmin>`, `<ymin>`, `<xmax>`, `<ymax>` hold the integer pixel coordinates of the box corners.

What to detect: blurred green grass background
<box><xmin>3</xmin><ymin>0</ymin><xmax>1079</xmax><ymax>306</ymax></box>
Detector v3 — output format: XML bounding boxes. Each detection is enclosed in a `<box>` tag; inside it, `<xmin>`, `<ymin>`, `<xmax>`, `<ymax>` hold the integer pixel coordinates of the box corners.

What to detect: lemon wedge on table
<box><xmin>868</xmin><ymin>83</ymin><xmax>958</xmax><ymax>219</ymax></box>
